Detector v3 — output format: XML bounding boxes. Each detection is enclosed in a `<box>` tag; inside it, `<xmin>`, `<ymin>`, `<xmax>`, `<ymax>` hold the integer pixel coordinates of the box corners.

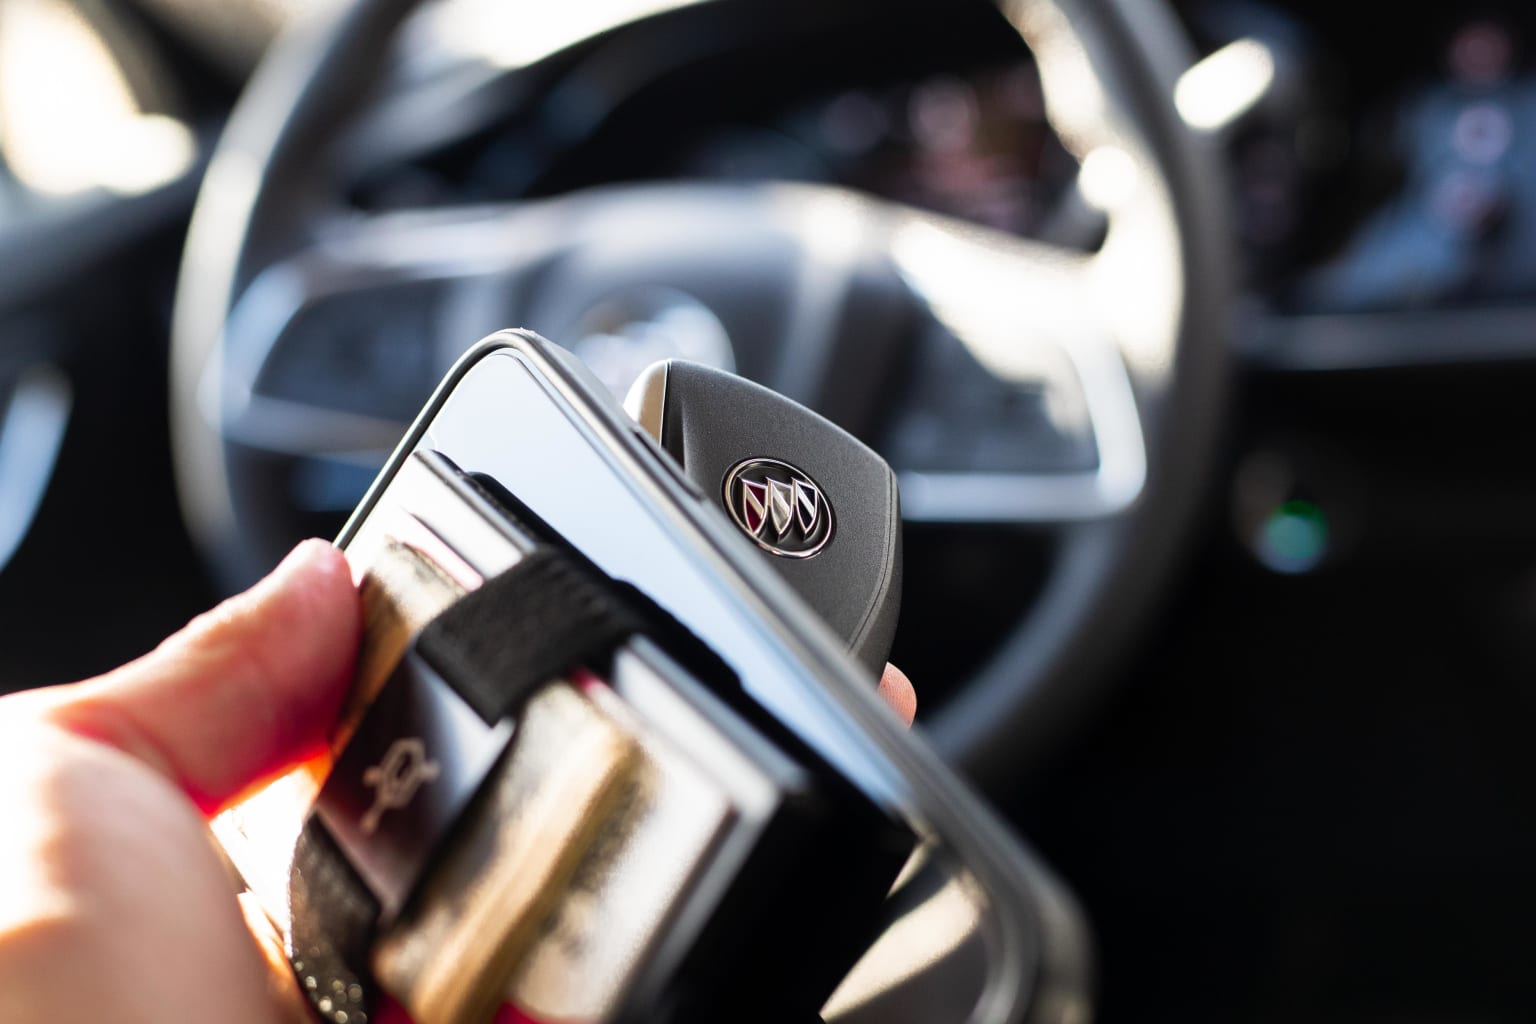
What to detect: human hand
<box><xmin>0</xmin><ymin>539</ymin><xmax>915</xmax><ymax>1024</ymax></box>
<box><xmin>0</xmin><ymin>540</ymin><xmax>360</xmax><ymax>1024</ymax></box>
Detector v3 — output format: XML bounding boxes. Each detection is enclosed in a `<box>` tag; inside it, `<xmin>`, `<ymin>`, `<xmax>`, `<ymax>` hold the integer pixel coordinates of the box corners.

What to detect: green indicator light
<box><xmin>1257</xmin><ymin>499</ymin><xmax>1329</xmax><ymax>574</ymax></box>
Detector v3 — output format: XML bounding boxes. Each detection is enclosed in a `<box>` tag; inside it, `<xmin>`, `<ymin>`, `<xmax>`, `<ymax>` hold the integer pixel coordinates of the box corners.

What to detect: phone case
<box><xmin>215</xmin><ymin>330</ymin><xmax>1092</xmax><ymax>1024</ymax></box>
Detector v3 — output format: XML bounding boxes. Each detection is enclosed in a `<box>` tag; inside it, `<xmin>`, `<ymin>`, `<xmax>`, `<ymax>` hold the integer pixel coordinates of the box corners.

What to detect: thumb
<box><xmin>33</xmin><ymin>539</ymin><xmax>361</xmax><ymax>814</ymax></box>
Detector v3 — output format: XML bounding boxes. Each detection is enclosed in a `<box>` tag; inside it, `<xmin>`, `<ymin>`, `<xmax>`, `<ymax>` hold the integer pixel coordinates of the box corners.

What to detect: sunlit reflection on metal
<box><xmin>1078</xmin><ymin>145</ymin><xmax>1140</xmax><ymax>212</ymax></box>
<box><xmin>0</xmin><ymin>365</ymin><xmax>71</xmax><ymax>573</ymax></box>
<box><xmin>428</xmin><ymin>0</ymin><xmax>705</xmax><ymax>68</ymax></box>
<box><xmin>0</xmin><ymin>0</ymin><xmax>195</xmax><ymax>196</ymax></box>
<box><xmin>1010</xmin><ymin>0</ymin><xmax>1110</xmax><ymax>155</ymax></box>
<box><xmin>1088</xmin><ymin>190</ymin><xmax>1183</xmax><ymax>377</ymax></box>
<box><xmin>822</xmin><ymin>868</ymin><xmax>985</xmax><ymax>1019</ymax></box>
<box><xmin>210</xmin><ymin>765</ymin><xmax>324</xmax><ymax>935</ymax></box>
<box><xmin>1174</xmin><ymin>38</ymin><xmax>1276</xmax><ymax>132</ymax></box>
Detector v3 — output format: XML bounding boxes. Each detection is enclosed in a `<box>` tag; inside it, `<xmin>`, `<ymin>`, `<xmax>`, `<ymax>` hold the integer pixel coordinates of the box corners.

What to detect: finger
<box><xmin>878</xmin><ymin>663</ymin><xmax>917</xmax><ymax>727</ymax></box>
<box><xmin>36</xmin><ymin>539</ymin><xmax>361</xmax><ymax>814</ymax></box>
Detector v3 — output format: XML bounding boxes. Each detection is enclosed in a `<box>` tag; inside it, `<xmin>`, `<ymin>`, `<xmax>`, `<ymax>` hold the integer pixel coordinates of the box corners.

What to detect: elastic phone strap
<box><xmin>416</xmin><ymin>547</ymin><xmax>643</xmax><ymax>725</ymax></box>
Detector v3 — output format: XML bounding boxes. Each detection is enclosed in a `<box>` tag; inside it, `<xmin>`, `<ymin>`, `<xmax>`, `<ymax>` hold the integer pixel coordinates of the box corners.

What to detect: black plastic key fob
<box><xmin>625</xmin><ymin>360</ymin><xmax>901</xmax><ymax>674</ymax></box>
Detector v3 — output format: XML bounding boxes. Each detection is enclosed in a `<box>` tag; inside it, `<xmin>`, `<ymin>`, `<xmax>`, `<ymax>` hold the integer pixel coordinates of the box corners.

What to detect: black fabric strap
<box><xmin>289</xmin><ymin>819</ymin><xmax>379</xmax><ymax>1023</ymax></box>
<box><xmin>415</xmin><ymin>546</ymin><xmax>643</xmax><ymax>724</ymax></box>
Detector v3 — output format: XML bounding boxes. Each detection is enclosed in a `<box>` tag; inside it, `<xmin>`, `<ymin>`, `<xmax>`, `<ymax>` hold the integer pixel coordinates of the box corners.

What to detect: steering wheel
<box><xmin>171</xmin><ymin>0</ymin><xmax>1231</xmax><ymax>790</ymax></box>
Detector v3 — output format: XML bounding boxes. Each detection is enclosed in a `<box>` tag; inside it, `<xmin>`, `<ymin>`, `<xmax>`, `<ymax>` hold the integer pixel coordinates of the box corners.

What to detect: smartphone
<box><xmin>215</xmin><ymin>329</ymin><xmax>1089</xmax><ymax>1024</ymax></box>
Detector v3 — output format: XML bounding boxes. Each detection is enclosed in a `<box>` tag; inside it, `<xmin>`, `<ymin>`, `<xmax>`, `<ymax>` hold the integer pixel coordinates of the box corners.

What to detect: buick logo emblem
<box><xmin>723</xmin><ymin>458</ymin><xmax>833</xmax><ymax>558</ymax></box>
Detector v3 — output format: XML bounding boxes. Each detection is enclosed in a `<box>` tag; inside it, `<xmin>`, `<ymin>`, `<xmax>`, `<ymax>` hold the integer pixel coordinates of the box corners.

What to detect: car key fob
<box><xmin>625</xmin><ymin>360</ymin><xmax>901</xmax><ymax>674</ymax></box>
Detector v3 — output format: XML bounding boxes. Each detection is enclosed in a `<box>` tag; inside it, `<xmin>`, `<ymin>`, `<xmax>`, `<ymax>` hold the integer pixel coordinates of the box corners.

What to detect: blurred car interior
<box><xmin>3</xmin><ymin>1</ymin><xmax>1536</xmax><ymax>1021</ymax></box>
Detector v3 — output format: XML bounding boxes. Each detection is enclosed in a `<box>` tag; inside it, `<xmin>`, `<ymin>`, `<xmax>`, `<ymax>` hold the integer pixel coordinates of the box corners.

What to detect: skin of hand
<box><xmin>0</xmin><ymin>540</ymin><xmax>916</xmax><ymax>1024</ymax></box>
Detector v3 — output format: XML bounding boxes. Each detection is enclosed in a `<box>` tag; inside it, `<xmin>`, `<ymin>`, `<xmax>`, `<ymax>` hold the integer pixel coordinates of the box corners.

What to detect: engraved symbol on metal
<box><xmin>360</xmin><ymin>737</ymin><xmax>441</xmax><ymax>834</ymax></box>
<box><xmin>723</xmin><ymin>458</ymin><xmax>834</xmax><ymax>558</ymax></box>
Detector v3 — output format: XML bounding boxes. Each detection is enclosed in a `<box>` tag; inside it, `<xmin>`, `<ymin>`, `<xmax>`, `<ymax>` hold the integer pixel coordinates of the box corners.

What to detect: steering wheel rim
<box><xmin>171</xmin><ymin>0</ymin><xmax>1232</xmax><ymax>789</ymax></box>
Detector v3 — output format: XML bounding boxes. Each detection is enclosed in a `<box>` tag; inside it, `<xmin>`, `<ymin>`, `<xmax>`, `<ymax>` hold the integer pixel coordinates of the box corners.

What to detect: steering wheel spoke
<box><xmin>221</xmin><ymin>394</ymin><xmax>410</xmax><ymax>458</ymax></box>
<box><xmin>211</xmin><ymin>202</ymin><xmax>575</xmax><ymax>461</ymax></box>
<box><xmin>872</xmin><ymin>207</ymin><xmax>1145</xmax><ymax>527</ymax></box>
